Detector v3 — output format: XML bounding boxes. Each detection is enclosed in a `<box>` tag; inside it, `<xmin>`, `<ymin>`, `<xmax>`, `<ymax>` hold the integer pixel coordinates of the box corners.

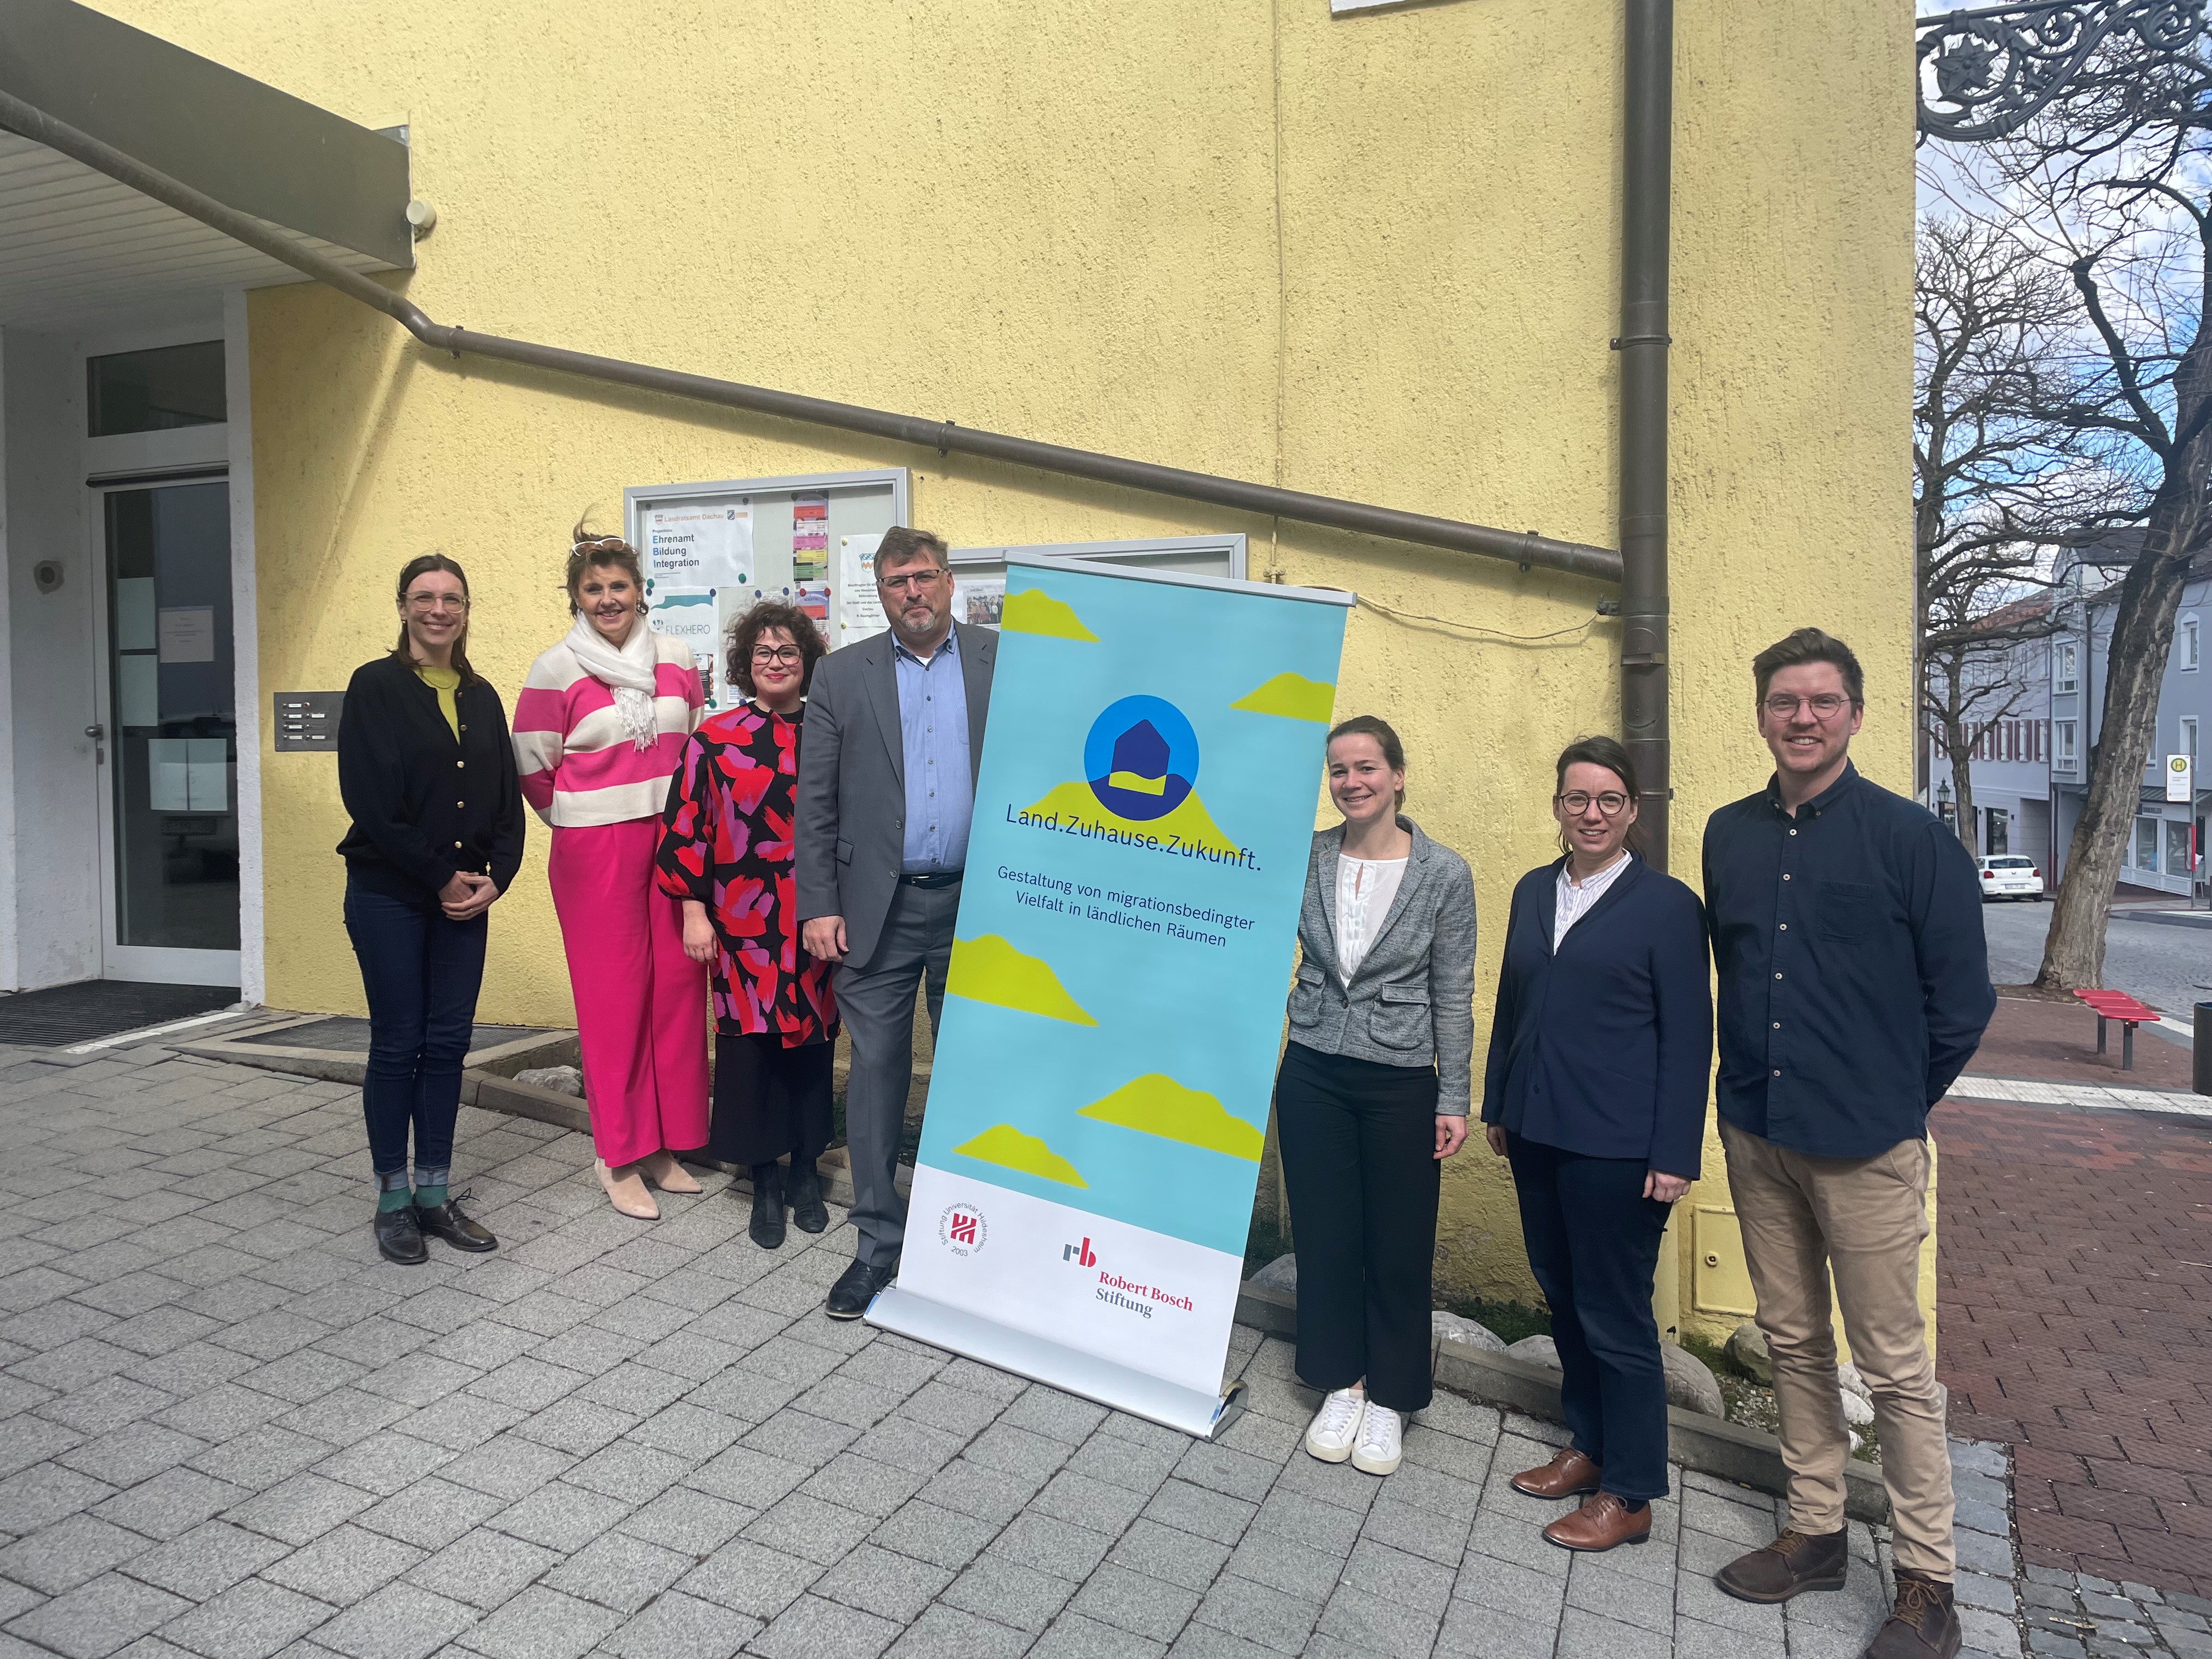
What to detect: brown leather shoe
<box><xmin>1510</xmin><ymin>1447</ymin><xmax>1603</xmax><ymax>1499</ymax></box>
<box><xmin>1861</xmin><ymin>1571</ymin><xmax>1961</xmax><ymax>1659</ymax></box>
<box><xmin>1715</xmin><ymin>1527</ymin><xmax>1849</xmax><ymax>1602</ymax></box>
<box><xmin>1542</xmin><ymin>1492</ymin><xmax>1651</xmax><ymax>1553</ymax></box>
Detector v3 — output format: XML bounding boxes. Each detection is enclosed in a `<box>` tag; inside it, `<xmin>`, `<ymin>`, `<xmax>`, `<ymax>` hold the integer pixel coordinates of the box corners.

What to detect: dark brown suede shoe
<box><xmin>1861</xmin><ymin>1571</ymin><xmax>1961</xmax><ymax>1658</ymax></box>
<box><xmin>1543</xmin><ymin>1492</ymin><xmax>1651</xmax><ymax>1553</ymax></box>
<box><xmin>1510</xmin><ymin>1447</ymin><xmax>1603</xmax><ymax>1499</ymax></box>
<box><xmin>1714</xmin><ymin>1527</ymin><xmax>1849</xmax><ymax>1602</ymax></box>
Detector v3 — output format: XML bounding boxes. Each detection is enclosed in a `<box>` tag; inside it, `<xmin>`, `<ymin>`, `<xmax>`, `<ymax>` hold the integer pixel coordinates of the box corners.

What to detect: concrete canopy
<box><xmin>0</xmin><ymin>0</ymin><xmax>409</xmax><ymax>329</ymax></box>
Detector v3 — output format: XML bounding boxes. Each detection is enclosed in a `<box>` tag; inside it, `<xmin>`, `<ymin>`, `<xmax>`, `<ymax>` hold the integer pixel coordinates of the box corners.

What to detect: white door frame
<box><xmin>79</xmin><ymin>312</ymin><xmax>241</xmax><ymax>988</ymax></box>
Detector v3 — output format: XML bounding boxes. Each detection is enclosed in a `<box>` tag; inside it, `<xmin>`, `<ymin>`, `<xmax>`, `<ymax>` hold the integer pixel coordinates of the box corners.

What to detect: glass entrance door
<box><xmin>94</xmin><ymin>481</ymin><xmax>240</xmax><ymax>985</ymax></box>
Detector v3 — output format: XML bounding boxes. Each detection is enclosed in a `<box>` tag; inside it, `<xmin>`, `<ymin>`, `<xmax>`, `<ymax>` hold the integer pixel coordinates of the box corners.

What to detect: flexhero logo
<box><xmin>1062</xmin><ymin>1237</ymin><xmax>1097</xmax><ymax>1266</ymax></box>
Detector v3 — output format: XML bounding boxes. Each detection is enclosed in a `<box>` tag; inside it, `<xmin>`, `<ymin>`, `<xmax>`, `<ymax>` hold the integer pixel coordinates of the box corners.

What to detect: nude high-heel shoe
<box><xmin>637</xmin><ymin>1149</ymin><xmax>702</xmax><ymax>1194</ymax></box>
<box><xmin>596</xmin><ymin>1159</ymin><xmax>659</xmax><ymax>1220</ymax></box>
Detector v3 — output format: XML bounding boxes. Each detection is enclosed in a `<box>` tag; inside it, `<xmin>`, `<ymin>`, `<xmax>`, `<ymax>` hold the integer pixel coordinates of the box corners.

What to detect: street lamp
<box><xmin>1916</xmin><ymin>0</ymin><xmax>2208</xmax><ymax>143</ymax></box>
<box><xmin>1937</xmin><ymin>776</ymin><xmax>1955</xmax><ymax>828</ymax></box>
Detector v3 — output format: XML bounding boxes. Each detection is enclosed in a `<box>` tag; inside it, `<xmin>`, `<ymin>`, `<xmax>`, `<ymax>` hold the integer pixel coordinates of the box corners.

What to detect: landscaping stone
<box><xmin>1430</xmin><ymin>1312</ymin><xmax>1505</xmax><ymax>1355</ymax></box>
<box><xmin>1246</xmin><ymin>1254</ymin><xmax>1296</xmax><ymax>1294</ymax></box>
<box><xmin>1504</xmin><ymin>1334</ymin><xmax>1559</xmax><ymax>1369</ymax></box>
<box><xmin>514</xmin><ymin>1066</ymin><xmax>584</xmax><ymax>1097</ymax></box>
<box><xmin>1660</xmin><ymin>1342</ymin><xmax>1724</xmax><ymax>1419</ymax></box>
<box><xmin>1726</xmin><ymin>1321</ymin><xmax>1773</xmax><ymax>1383</ymax></box>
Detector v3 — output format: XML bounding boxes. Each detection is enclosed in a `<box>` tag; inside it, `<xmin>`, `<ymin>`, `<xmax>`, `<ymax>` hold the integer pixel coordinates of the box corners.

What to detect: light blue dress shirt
<box><xmin>894</xmin><ymin>627</ymin><xmax>973</xmax><ymax>872</ymax></box>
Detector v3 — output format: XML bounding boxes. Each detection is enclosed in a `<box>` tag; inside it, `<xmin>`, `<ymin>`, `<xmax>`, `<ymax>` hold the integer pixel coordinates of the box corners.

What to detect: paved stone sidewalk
<box><xmin>0</xmin><ymin>1043</ymin><xmax>2007</xmax><ymax>1659</ymax></box>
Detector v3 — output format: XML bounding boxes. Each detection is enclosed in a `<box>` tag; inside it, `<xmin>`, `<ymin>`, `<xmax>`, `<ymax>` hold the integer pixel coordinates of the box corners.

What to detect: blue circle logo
<box><xmin>1085</xmin><ymin>696</ymin><xmax>1199</xmax><ymax>821</ymax></box>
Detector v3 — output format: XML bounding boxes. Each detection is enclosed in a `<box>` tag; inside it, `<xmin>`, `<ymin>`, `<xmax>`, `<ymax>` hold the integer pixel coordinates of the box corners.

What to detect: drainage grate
<box><xmin>0</xmin><ymin>980</ymin><xmax>239</xmax><ymax>1048</ymax></box>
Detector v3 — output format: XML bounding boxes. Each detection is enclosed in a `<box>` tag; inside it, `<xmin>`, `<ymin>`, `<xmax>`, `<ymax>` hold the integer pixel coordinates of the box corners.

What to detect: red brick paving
<box><xmin>1936</xmin><ymin>1094</ymin><xmax>2212</xmax><ymax>1598</ymax></box>
<box><xmin>1973</xmin><ymin>995</ymin><xmax>2197</xmax><ymax>1092</ymax></box>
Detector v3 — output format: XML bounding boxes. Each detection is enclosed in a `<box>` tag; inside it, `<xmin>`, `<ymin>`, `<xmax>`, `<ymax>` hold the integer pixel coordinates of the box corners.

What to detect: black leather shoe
<box><xmin>786</xmin><ymin>1158</ymin><xmax>829</xmax><ymax>1234</ymax></box>
<box><xmin>415</xmin><ymin>1196</ymin><xmax>497</xmax><ymax>1252</ymax></box>
<box><xmin>749</xmin><ymin>1166</ymin><xmax>787</xmax><ymax>1250</ymax></box>
<box><xmin>825</xmin><ymin>1255</ymin><xmax>898</xmax><ymax>1319</ymax></box>
<box><xmin>374</xmin><ymin>1205</ymin><xmax>427</xmax><ymax>1266</ymax></box>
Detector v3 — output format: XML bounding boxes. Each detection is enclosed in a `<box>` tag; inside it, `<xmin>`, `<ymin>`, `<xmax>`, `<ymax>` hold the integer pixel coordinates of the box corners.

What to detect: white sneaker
<box><xmin>1304</xmin><ymin>1388</ymin><xmax>1365</xmax><ymax>1463</ymax></box>
<box><xmin>1351</xmin><ymin>1401</ymin><xmax>1403</xmax><ymax>1475</ymax></box>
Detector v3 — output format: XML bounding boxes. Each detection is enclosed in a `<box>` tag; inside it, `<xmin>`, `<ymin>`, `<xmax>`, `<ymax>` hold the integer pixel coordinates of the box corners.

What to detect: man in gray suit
<box><xmin>797</xmin><ymin>527</ymin><xmax>996</xmax><ymax>1317</ymax></box>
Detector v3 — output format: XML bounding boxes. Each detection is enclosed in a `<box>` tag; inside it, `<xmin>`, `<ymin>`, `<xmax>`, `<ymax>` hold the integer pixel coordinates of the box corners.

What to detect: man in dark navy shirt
<box><xmin>1705</xmin><ymin>629</ymin><xmax>1992</xmax><ymax>1659</ymax></box>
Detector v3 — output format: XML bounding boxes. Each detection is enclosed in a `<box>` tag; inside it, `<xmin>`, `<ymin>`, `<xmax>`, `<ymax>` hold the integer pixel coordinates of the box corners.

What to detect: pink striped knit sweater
<box><xmin>513</xmin><ymin>630</ymin><xmax>703</xmax><ymax>827</ymax></box>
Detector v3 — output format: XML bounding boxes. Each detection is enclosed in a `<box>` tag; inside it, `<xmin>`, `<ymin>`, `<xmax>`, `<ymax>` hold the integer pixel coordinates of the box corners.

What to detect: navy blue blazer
<box><xmin>1479</xmin><ymin>855</ymin><xmax>1712</xmax><ymax>1178</ymax></box>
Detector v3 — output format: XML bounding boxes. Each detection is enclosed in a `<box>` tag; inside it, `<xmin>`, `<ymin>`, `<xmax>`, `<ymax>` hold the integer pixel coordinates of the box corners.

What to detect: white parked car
<box><xmin>1976</xmin><ymin>855</ymin><xmax>2044</xmax><ymax>900</ymax></box>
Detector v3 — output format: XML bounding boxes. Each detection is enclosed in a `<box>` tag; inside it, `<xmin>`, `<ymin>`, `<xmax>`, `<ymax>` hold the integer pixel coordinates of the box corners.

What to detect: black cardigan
<box><xmin>336</xmin><ymin>654</ymin><xmax>526</xmax><ymax>903</ymax></box>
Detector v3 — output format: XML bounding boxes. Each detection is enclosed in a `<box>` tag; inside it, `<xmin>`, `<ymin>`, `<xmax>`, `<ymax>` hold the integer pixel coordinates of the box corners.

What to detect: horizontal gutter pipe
<box><xmin>0</xmin><ymin>88</ymin><xmax>1622</xmax><ymax>587</ymax></box>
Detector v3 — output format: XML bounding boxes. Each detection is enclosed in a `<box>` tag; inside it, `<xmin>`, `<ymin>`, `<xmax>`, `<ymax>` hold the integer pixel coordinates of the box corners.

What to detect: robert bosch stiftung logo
<box><xmin>1062</xmin><ymin>1237</ymin><xmax>1097</xmax><ymax>1266</ymax></box>
<box><xmin>936</xmin><ymin>1204</ymin><xmax>988</xmax><ymax>1257</ymax></box>
<box><xmin>1085</xmin><ymin>696</ymin><xmax>1199</xmax><ymax>822</ymax></box>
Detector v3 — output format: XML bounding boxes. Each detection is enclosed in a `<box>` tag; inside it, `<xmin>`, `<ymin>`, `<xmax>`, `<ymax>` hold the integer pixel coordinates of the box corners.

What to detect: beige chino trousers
<box><xmin>1718</xmin><ymin>1118</ymin><xmax>1954</xmax><ymax>1579</ymax></box>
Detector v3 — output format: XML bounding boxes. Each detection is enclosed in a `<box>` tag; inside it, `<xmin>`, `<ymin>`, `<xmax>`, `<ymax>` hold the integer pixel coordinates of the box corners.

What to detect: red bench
<box><xmin>2072</xmin><ymin>989</ymin><xmax>2163</xmax><ymax>1071</ymax></box>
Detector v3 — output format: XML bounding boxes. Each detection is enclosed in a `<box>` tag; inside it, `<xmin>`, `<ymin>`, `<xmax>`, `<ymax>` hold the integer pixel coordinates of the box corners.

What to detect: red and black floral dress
<box><xmin>655</xmin><ymin>701</ymin><xmax>838</xmax><ymax>1168</ymax></box>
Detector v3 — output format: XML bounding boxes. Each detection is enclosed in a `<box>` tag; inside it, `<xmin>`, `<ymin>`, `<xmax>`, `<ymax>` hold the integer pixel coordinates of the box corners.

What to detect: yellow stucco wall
<box><xmin>99</xmin><ymin>0</ymin><xmax>1917</xmax><ymax>1333</ymax></box>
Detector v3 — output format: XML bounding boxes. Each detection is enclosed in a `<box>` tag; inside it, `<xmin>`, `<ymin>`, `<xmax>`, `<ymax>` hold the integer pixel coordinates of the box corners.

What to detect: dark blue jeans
<box><xmin>342</xmin><ymin>879</ymin><xmax>488</xmax><ymax>1179</ymax></box>
<box><xmin>1507</xmin><ymin>1132</ymin><xmax>1673</xmax><ymax>1502</ymax></box>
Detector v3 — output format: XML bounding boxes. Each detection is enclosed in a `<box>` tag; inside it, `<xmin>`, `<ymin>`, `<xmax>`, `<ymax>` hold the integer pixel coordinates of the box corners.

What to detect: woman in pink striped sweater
<box><xmin>515</xmin><ymin>527</ymin><xmax>709</xmax><ymax>1219</ymax></box>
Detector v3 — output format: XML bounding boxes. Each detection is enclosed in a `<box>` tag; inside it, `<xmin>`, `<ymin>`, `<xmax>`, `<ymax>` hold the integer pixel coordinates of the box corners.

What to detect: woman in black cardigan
<box><xmin>337</xmin><ymin>554</ymin><xmax>525</xmax><ymax>1265</ymax></box>
<box><xmin>1480</xmin><ymin>735</ymin><xmax>1711</xmax><ymax>1553</ymax></box>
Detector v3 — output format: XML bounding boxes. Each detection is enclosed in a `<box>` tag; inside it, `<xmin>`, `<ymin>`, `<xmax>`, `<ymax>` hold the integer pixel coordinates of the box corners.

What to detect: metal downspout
<box><xmin>1618</xmin><ymin>0</ymin><xmax>1674</xmax><ymax>871</ymax></box>
<box><xmin>0</xmin><ymin>88</ymin><xmax>1621</xmax><ymax>587</ymax></box>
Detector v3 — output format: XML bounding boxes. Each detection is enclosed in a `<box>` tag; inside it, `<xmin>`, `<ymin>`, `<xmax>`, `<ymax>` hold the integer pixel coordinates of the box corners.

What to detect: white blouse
<box><xmin>1335</xmin><ymin>855</ymin><xmax>1408</xmax><ymax>986</ymax></box>
<box><xmin>1553</xmin><ymin>851</ymin><xmax>1633</xmax><ymax>949</ymax></box>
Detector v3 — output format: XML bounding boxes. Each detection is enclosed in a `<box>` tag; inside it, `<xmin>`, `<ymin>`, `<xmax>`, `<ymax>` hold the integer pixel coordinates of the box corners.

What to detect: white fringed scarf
<box><xmin>562</xmin><ymin>613</ymin><xmax>660</xmax><ymax>752</ymax></box>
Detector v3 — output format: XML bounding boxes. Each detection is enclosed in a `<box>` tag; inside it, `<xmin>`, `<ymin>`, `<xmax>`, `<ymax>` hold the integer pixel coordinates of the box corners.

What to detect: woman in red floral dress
<box><xmin>654</xmin><ymin>600</ymin><xmax>837</xmax><ymax>1249</ymax></box>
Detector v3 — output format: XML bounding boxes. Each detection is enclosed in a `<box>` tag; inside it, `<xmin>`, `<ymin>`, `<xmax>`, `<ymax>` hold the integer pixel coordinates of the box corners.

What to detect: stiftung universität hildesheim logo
<box><xmin>937</xmin><ymin>1204</ymin><xmax>989</xmax><ymax>1256</ymax></box>
<box><xmin>1084</xmin><ymin>695</ymin><xmax>1198</xmax><ymax>822</ymax></box>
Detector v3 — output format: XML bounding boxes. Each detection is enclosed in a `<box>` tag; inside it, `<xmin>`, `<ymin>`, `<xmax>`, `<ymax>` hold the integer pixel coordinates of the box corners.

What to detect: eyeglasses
<box><xmin>1556</xmin><ymin>792</ymin><xmax>1631</xmax><ymax>816</ymax></box>
<box><xmin>877</xmin><ymin>569</ymin><xmax>947</xmax><ymax>594</ymax></box>
<box><xmin>750</xmin><ymin>645</ymin><xmax>804</xmax><ymax>666</ymax></box>
<box><xmin>1762</xmin><ymin>693</ymin><xmax>1853</xmax><ymax>720</ymax></box>
<box><xmin>404</xmin><ymin>593</ymin><xmax>469</xmax><ymax>612</ymax></box>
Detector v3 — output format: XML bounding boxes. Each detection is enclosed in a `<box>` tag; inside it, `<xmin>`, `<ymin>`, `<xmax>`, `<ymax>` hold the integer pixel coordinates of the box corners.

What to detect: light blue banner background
<box><xmin>917</xmin><ymin>561</ymin><xmax>1350</xmax><ymax>1257</ymax></box>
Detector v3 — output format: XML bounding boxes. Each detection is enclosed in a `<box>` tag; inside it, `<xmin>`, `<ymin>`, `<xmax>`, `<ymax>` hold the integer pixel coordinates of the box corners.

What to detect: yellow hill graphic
<box><xmin>1001</xmin><ymin>588</ymin><xmax>1099</xmax><ymax>641</ymax></box>
<box><xmin>1022</xmin><ymin>781</ymin><xmax>1241</xmax><ymax>856</ymax></box>
<box><xmin>1077</xmin><ymin>1074</ymin><xmax>1264</xmax><ymax>1162</ymax></box>
<box><xmin>946</xmin><ymin>935</ymin><xmax>1098</xmax><ymax>1025</ymax></box>
<box><xmin>952</xmin><ymin>1125</ymin><xmax>1088</xmax><ymax>1188</ymax></box>
<box><xmin>1231</xmin><ymin>672</ymin><xmax>1336</xmax><ymax>723</ymax></box>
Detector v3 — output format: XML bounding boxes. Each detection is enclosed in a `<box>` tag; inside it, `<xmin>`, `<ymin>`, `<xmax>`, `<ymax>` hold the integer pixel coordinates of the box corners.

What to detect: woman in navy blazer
<box><xmin>1480</xmin><ymin>736</ymin><xmax>1711</xmax><ymax>1554</ymax></box>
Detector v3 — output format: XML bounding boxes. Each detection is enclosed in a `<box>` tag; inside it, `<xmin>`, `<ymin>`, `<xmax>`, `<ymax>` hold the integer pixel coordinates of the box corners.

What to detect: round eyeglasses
<box><xmin>1555</xmin><ymin>792</ymin><xmax>1631</xmax><ymax>816</ymax></box>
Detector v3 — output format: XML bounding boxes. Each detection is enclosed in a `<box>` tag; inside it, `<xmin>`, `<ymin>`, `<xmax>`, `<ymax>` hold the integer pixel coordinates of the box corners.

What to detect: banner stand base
<box><xmin>867</xmin><ymin>1285</ymin><xmax>1247</xmax><ymax>1441</ymax></box>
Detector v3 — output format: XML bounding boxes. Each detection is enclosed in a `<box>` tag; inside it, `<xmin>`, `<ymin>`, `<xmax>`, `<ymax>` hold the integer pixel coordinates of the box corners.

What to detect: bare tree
<box><xmin>1913</xmin><ymin>218</ymin><xmax>2108</xmax><ymax>850</ymax></box>
<box><xmin>1939</xmin><ymin>49</ymin><xmax>2212</xmax><ymax>990</ymax></box>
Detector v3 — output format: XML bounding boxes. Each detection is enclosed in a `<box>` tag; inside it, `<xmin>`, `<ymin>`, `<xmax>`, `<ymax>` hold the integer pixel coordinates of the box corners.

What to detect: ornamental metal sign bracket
<box><xmin>1916</xmin><ymin>0</ymin><xmax>2208</xmax><ymax>143</ymax></box>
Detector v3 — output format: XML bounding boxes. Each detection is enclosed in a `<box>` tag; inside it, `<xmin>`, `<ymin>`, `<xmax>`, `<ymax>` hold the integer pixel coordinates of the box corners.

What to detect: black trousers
<box><xmin>709</xmin><ymin>1033</ymin><xmax>834</xmax><ymax>1170</ymax></box>
<box><xmin>1273</xmin><ymin>1041</ymin><xmax>1441</xmax><ymax>1412</ymax></box>
<box><xmin>1506</xmin><ymin>1131</ymin><xmax>1672</xmax><ymax>1502</ymax></box>
<box><xmin>342</xmin><ymin>878</ymin><xmax>488</xmax><ymax>1179</ymax></box>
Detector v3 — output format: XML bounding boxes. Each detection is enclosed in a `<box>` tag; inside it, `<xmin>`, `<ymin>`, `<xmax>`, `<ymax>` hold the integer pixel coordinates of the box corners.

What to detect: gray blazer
<box><xmin>795</xmin><ymin>621</ymin><xmax>997</xmax><ymax>970</ymax></box>
<box><xmin>1286</xmin><ymin>818</ymin><xmax>1478</xmax><ymax>1113</ymax></box>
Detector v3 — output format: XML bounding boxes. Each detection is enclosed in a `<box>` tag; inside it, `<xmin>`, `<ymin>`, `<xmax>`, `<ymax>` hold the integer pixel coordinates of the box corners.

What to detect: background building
<box><xmin>2048</xmin><ymin>554</ymin><xmax>2209</xmax><ymax>903</ymax></box>
<box><xmin>0</xmin><ymin>0</ymin><xmax>1917</xmax><ymax>1328</ymax></box>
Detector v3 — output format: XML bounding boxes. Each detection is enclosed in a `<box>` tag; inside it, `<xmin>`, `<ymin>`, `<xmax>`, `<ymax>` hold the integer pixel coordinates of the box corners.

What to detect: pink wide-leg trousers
<box><xmin>548</xmin><ymin>819</ymin><xmax>709</xmax><ymax>1166</ymax></box>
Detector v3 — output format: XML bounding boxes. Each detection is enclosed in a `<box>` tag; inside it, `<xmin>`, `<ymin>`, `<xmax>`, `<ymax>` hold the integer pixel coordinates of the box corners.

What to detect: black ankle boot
<box><xmin>748</xmin><ymin>1161</ymin><xmax>787</xmax><ymax>1249</ymax></box>
<box><xmin>786</xmin><ymin>1155</ymin><xmax>828</xmax><ymax>1233</ymax></box>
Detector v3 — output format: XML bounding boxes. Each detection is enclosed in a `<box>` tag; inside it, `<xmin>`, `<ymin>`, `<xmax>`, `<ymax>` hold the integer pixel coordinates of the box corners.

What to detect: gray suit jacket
<box><xmin>795</xmin><ymin>621</ymin><xmax>997</xmax><ymax>969</ymax></box>
<box><xmin>1286</xmin><ymin>818</ymin><xmax>1479</xmax><ymax>1113</ymax></box>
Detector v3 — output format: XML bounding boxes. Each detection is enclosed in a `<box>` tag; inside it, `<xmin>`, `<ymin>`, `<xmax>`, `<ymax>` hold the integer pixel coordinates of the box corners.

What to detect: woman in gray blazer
<box><xmin>1276</xmin><ymin>715</ymin><xmax>1476</xmax><ymax>1477</ymax></box>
